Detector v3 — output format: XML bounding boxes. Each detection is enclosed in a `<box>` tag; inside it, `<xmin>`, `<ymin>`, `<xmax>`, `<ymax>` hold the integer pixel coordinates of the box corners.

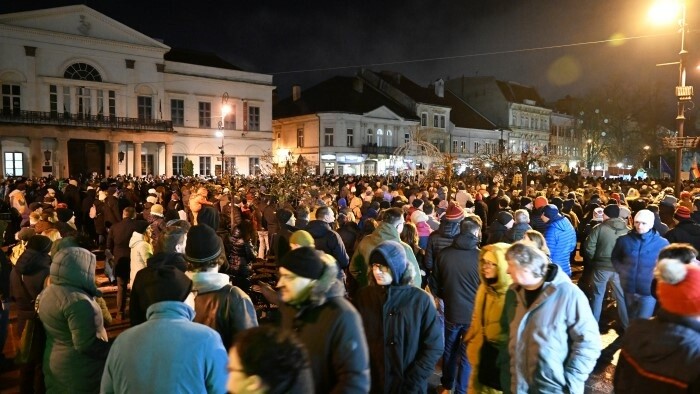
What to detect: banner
<box><xmin>660</xmin><ymin>156</ymin><xmax>674</xmax><ymax>178</ymax></box>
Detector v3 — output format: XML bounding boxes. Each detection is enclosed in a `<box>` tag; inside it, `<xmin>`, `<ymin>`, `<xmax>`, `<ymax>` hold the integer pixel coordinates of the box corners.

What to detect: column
<box><xmin>57</xmin><ymin>137</ymin><xmax>69</xmax><ymax>178</ymax></box>
<box><xmin>134</xmin><ymin>142</ymin><xmax>142</xmax><ymax>177</ymax></box>
<box><xmin>165</xmin><ymin>143</ymin><xmax>173</xmax><ymax>177</ymax></box>
<box><xmin>30</xmin><ymin>137</ymin><xmax>42</xmax><ymax>178</ymax></box>
<box><xmin>110</xmin><ymin>141</ymin><xmax>119</xmax><ymax>177</ymax></box>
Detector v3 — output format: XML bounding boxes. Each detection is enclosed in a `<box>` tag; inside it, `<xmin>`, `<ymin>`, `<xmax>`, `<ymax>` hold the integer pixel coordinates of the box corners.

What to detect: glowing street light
<box><xmin>648</xmin><ymin>0</ymin><xmax>682</xmax><ymax>25</ymax></box>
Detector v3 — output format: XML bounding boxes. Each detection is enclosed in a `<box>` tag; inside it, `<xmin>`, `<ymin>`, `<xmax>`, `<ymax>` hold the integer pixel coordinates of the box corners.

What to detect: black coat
<box><xmin>664</xmin><ymin>220</ymin><xmax>700</xmax><ymax>252</ymax></box>
<box><xmin>306</xmin><ymin>220</ymin><xmax>349</xmax><ymax>278</ymax></box>
<box><xmin>424</xmin><ymin>220</ymin><xmax>461</xmax><ymax>272</ymax></box>
<box><xmin>106</xmin><ymin>218</ymin><xmax>141</xmax><ymax>279</ymax></box>
<box><xmin>337</xmin><ymin>222</ymin><xmax>360</xmax><ymax>258</ymax></box>
<box><xmin>10</xmin><ymin>248</ymin><xmax>50</xmax><ymax>313</ymax></box>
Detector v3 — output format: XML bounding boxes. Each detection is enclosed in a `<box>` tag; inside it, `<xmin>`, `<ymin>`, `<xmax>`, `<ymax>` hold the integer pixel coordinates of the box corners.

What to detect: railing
<box><xmin>0</xmin><ymin>110</ymin><xmax>174</xmax><ymax>132</ymax></box>
<box><xmin>361</xmin><ymin>144</ymin><xmax>395</xmax><ymax>155</ymax></box>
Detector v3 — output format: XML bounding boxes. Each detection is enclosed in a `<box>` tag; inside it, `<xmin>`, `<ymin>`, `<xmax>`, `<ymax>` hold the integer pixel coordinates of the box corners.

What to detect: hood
<box><xmin>187</xmin><ymin>271</ymin><xmax>230</xmax><ymax>293</ymax></box>
<box><xmin>50</xmin><ymin>247</ymin><xmax>99</xmax><ymax>297</ymax></box>
<box><xmin>439</xmin><ymin>220</ymin><xmax>461</xmax><ymax>238</ymax></box>
<box><xmin>374</xmin><ymin>222</ymin><xmax>400</xmax><ymax>241</ymax></box>
<box><xmin>15</xmin><ymin>248</ymin><xmax>51</xmax><ymax>275</ymax></box>
<box><xmin>604</xmin><ymin>217</ymin><xmax>629</xmax><ymax>230</ymax></box>
<box><xmin>452</xmin><ymin>232</ymin><xmax>480</xmax><ymax>250</ymax></box>
<box><xmin>478</xmin><ymin>242</ymin><xmax>512</xmax><ymax>294</ymax></box>
<box><xmin>146</xmin><ymin>300</ymin><xmax>196</xmax><ymax>322</ymax></box>
<box><xmin>129</xmin><ymin>231</ymin><xmax>145</xmax><ymax>248</ymax></box>
<box><xmin>147</xmin><ymin>252</ymin><xmax>188</xmax><ymax>272</ymax></box>
<box><xmin>296</xmin><ymin>254</ymin><xmax>342</xmax><ymax>310</ymax></box>
<box><xmin>305</xmin><ymin>220</ymin><xmax>332</xmax><ymax>238</ymax></box>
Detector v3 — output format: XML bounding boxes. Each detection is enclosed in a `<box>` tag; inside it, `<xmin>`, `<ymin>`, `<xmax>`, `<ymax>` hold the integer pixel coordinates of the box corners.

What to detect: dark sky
<box><xmin>1</xmin><ymin>0</ymin><xmax>697</xmax><ymax>103</ymax></box>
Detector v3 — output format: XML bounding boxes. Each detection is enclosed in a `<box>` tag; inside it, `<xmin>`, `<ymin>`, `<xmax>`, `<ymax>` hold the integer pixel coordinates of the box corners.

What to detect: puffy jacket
<box><xmin>508</xmin><ymin>264</ymin><xmax>601</xmax><ymax>394</ymax></box>
<box><xmin>306</xmin><ymin>220</ymin><xmax>349</xmax><ymax>279</ymax></box>
<box><xmin>129</xmin><ymin>231</ymin><xmax>153</xmax><ymax>287</ymax></box>
<box><xmin>39</xmin><ymin>247</ymin><xmax>111</xmax><ymax>394</ymax></box>
<box><xmin>612</xmin><ymin>229</ymin><xmax>669</xmax><ymax>296</ymax></box>
<box><xmin>664</xmin><ymin>219</ymin><xmax>700</xmax><ymax>252</ymax></box>
<box><xmin>544</xmin><ymin>215</ymin><xmax>577</xmax><ymax>276</ymax></box>
<box><xmin>614</xmin><ymin>309</ymin><xmax>700</xmax><ymax>393</ymax></box>
<box><xmin>424</xmin><ymin>220</ymin><xmax>461</xmax><ymax>271</ymax></box>
<box><xmin>583</xmin><ymin>218</ymin><xmax>629</xmax><ymax>271</ymax></box>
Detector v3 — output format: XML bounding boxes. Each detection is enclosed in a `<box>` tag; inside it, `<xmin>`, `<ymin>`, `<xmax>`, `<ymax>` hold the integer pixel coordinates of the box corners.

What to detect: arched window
<box><xmin>376</xmin><ymin>129</ymin><xmax>383</xmax><ymax>147</ymax></box>
<box><xmin>64</xmin><ymin>63</ymin><xmax>102</xmax><ymax>82</ymax></box>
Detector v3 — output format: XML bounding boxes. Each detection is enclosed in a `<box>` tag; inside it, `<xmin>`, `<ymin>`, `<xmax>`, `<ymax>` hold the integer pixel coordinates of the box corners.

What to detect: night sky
<box><xmin>1</xmin><ymin>0</ymin><xmax>697</xmax><ymax>104</ymax></box>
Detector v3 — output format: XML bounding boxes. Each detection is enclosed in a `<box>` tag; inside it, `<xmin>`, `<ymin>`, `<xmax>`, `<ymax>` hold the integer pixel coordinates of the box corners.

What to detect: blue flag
<box><xmin>660</xmin><ymin>156</ymin><xmax>674</xmax><ymax>178</ymax></box>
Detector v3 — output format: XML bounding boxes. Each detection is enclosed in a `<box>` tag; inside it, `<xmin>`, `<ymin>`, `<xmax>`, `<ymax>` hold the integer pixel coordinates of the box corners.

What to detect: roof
<box><xmin>443</xmin><ymin>90</ymin><xmax>497</xmax><ymax>130</ymax></box>
<box><xmin>273</xmin><ymin>76</ymin><xmax>418</xmax><ymax>120</ymax></box>
<box><xmin>375</xmin><ymin>71</ymin><xmax>451</xmax><ymax>107</ymax></box>
<box><xmin>164</xmin><ymin>48</ymin><xmax>242</xmax><ymax>71</ymax></box>
<box><xmin>496</xmin><ymin>80</ymin><xmax>545</xmax><ymax>106</ymax></box>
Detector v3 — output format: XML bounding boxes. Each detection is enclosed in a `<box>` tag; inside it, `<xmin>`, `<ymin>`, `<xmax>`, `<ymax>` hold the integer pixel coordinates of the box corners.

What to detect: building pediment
<box><xmin>364</xmin><ymin>106</ymin><xmax>405</xmax><ymax>121</ymax></box>
<box><xmin>0</xmin><ymin>5</ymin><xmax>170</xmax><ymax>50</ymax></box>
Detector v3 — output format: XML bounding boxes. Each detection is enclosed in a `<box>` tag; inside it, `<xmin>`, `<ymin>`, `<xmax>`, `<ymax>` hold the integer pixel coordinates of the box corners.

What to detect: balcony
<box><xmin>0</xmin><ymin>110</ymin><xmax>174</xmax><ymax>132</ymax></box>
<box><xmin>361</xmin><ymin>144</ymin><xmax>395</xmax><ymax>155</ymax></box>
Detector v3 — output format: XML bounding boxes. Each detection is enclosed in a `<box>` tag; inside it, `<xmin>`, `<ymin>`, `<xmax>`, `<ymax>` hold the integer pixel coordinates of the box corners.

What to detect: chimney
<box><xmin>353</xmin><ymin>77</ymin><xmax>364</xmax><ymax>93</ymax></box>
<box><xmin>434</xmin><ymin>79</ymin><xmax>444</xmax><ymax>98</ymax></box>
<box><xmin>292</xmin><ymin>85</ymin><xmax>301</xmax><ymax>102</ymax></box>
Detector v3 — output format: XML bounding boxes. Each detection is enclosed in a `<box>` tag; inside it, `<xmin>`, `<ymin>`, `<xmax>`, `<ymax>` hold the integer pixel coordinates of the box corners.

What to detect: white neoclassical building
<box><xmin>0</xmin><ymin>5</ymin><xmax>273</xmax><ymax>178</ymax></box>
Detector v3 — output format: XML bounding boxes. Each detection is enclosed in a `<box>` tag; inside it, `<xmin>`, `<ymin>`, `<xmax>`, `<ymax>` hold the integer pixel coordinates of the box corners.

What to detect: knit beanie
<box><xmin>133</xmin><ymin>220</ymin><xmax>150</xmax><ymax>234</ymax></box>
<box><xmin>185</xmin><ymin>225</ymin><xmax>222</xmax><ymax>263</ymax></box>
<box><xmin>276</xmin><ymin>209</ymin><xmax>294</xmax><ymax>225</ymax></box>
<box><xmin>655</xmin><ymin>258</ymin><xmax>700</xmax><ymax>316</ymax></box>
<box><xmin>496</xmin><ymin>211</ymin><xmax>514</xmax><ymax>226</ymax></box>
<box><xmin>603</xmin><ymin>204</ymin><xmax>620</xmax><ymax>219</ymax></box>
<box><xmin>551</xmin><ymin>197</ymin><xmax>564</xmax><ymax>210</ymax></box>
<box><xmin>151</xmin><ymin>204</ymin><xmax>164</xmax><ymax>217</ymax></box>
<box><xmin>279</xmin><ymin>246</ymin><xmax>325</xmax><ymax>280</ymax></box>
<box><xmin>138</xmin><ymin>266</ymin><xmax>193</xmax><ymax>306</ymax></box>
<box><xmin>634</xmin><ymin>209</ymin><xmax>655</xmax><ymax>226</ymax></box>
<box><xmin>411</xmin><ymin>210</ymin><xmax>429</xmax><ymax>224</ymax></box>
<box><xmin>369</xmin><ymin>240</ymin><xmax>408</xmax><ymax>286</ymax></box>
<box><xmin>541</xmin><ymin>204</ymin><xmax>560</xmax><ymax>220</ymax></box>
<box><xmin>534</xmin><ymin>196</ymin><xmax>548</xmax><ymax>209</ymax></box>
<box><xmin>412</xmin><ymin>199</ymin><xmax>424</xmax><ymax>209</ymax></box>
<box><xmin>675</xmin><ymin>206</ymin><xmax>692</xmax><ymax>220</ymax></box>
<box><xmin>289</xmin><ymin>230</ymin><xmax>315</xmax><ymax>247</ymax></box>
<box><xmin>56</xmin><ymin>208</ymin><xmax>74</xmax><ymax>223</ymax></box>
<box><xmin>520</xmin><ymin>196</ymin><xmax>532</xmax><ymax>207</ymax></box>
<box><xmin>27</xmin><ymin>235</ymin><xmax>52</xmax><ymax>254</ymax></box>
<box><xmin>17</xmin><ymin>227</ymin><xmax>36</xmax><ymax>242</ymax></box>
<box><xmin>444</xmin><ymin>203</ymin><xmax>465</xmax><ymax>222</ymax></box>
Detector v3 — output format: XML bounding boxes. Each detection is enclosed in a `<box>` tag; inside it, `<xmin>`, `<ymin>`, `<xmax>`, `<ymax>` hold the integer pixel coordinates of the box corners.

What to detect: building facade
<box><xmin>0</xmin><ymin>5</ymin><xmax>273</xmax><ymax>178</ymax></box>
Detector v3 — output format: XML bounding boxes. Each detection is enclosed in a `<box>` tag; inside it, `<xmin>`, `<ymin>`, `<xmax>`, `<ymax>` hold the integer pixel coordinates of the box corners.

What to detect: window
<box><xmin>171</xmin><ymin>99</ymin><xmax>184</xmax><ymax>126</ymax></box>
<box><xmin>108</xmin><ymin>91</ymin><xmax>116</xmax><ymax>118</ymax></box>
<box><xmin>366</xmin><ymin>129</ymin><xmax>373</xmax><ymax>145</ymax></box>
<box><xmin>440</xmin><ymin>115</ymin><xmax>446</xmax><ymax>128</ymax></box>
<box><xmin>96</xmin><ymin>90</ymin><xmax>104</xmax><ymax>118</ymax></box>
<box><xmin>141</xmin><ymin>154</ymin><xmax>154</xmax><ymax>176</ymax></box>
<box><xmin>173</xmin><ymin>155</ymin><xmax>185</xmax><ymax>176</ymax></box>
<box><xmin>224</xmin><ymin>157</ymin><xmax>236</xmax><ymax>176</ymax></box>
<box><xmin>199</xmin><ymin>102</ymin><xmax>211</xmax><ymax>128</ymax></box>
<box><xmin>474</xmin><ymin>142</ymin><xmax>480</xmax><ymax>153</ymax></box>
<box><xmin>386</xmin><ymin>130</ymin><xmax>393</xmax><ymax>146</ymax></box>
<box><xmin>376</xmin><ymin>129</ymin><xmax>383</xmax><ymax>147</ymax></box>
<box><xmin>2</xmin><ymin>84</ymin><xmax>20</xmax><ymax>116</ymax></box>
<box><xmin>297</xmin><ymin>128</ymin><xmax>304</xmax><ymax>148</ymax></box>
<box><xmin>199</xmin><ymin>156</ymin><xmax>211</xmax><ymax>176</ymax></box>
<box><xmin>62</xmin><ymin>86</ymin><xmax>71</xmax><ymax>116</ymax></box>
<box><xmin>49</xmin><ymin>85</ymin><xmax>58</xmax><ymax>117</ymax></box>
<box><xmin>78</xmin><ymin>87</ymin><xmax>92</xmax><ymax>118</ymax></box>
<box><xmin>4</xmin><ymin>152</ymin><xmax>23</xmax><ymax>176</ymax></box>
<box><xmin>137</xmin><ymin>96</ymin><xmax>152</xmax><ymax>121</ymax></box>
<box><xmin>346</xmin><ymin>129</ymin><xmax>354</xmax><ymax>147</ymax></box>
<box><xmin>461</xmin><ymin>141</ymin><xmax>466</xmax><ymax>152</ymax></box>
<box><xmin>64</xmin><ymin>63</ymin><xmax>102</xmax><ymax>82</ymax></box>
<box><xmin>249</xmin><ymin>157</ymin><xmax>260</xmax><ymax>176</ymax></box>
<box><xmin>404</xmin><ymin>133</ymin><xmax>410</xmax><ymax>144</ymax></box>
<box><xmin>432</xmin><ymin>139</ymin><xmax>445</xmax><ymax>152</ymax></box>
<box><xmin>248</xmin><ymin>106</ymin><xmax>260</xmax><ymax>131</ymax></box>
<box><xmin>511</xmin><ymin>111</ymin><xmax>517</xmax><ymax>126</ymax></box>
<box><xmin>433</xmin><ymin>114</ymin><xmax>439</xmax><ymax>127</ymax></box>
<box><xmin>452</xmin><ymin>140</ymin><xmax>458</xmax><ymax>153</ymax></box>
<box><xmin>421</xmin><ymin>113</ymin><xmax>427</xmax><ymax>127</ymax></box>
<box><xmin>324</xmin><ymin>128</ymin><xmax>334</xmax><ymax>147</ymax></box>
<box><xmin>224</xmin><ymin>105</ymin><xmax>236</xmax><ymax>129</ymax></box>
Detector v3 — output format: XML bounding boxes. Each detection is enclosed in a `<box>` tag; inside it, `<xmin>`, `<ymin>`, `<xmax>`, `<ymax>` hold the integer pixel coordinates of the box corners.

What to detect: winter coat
<box><xmin>530</xmin><ymin>207</ymin><xmax>547</xmax><ymax>234</ymax></box>
<box><xmin>100</xmin><ymin>301</ymin><xmax>228</xmax><ymax>394</ymax></box>
<box><xmin>543</xmin><ymin>215</ymin><xmax>577</xmax><ymax>276</ymax></box>
<box><xmin>129</xmin><ymin>253</ymin><xmax>188</xmax><ymax>326</ymax></box>
<box><xmin>614</xmin><ymin>309</ymin><xmax>700</xmax><ymax>393</ymax></box>
<box><xmin>424</xmin><ymin>220</ymin><xmax>461</xmax><ymax>272</ymax></box>
<box><xmin>279</xmin><ymin>258</ymin><xmax>370</xmax><ymax>394</ymax></box>
<box><xmin>129</xmin><ymin>232</ymin><xmax>153</xmax><ymax>287</ymax></box>
<box><xmin>354</xmin><ymin>283</ymin><xmax>443</xmax><ymax>393</ymax></box>
<box><xmin>485</xmin><ymin>221</ymin><xmax>508</xmax><ymax>245</ymax></box>
<box><xmin>463</xmin><ymin>243</ymin><xmax>512</xmax><ymax>394</ymax></box>
<box><xmin>431</xmin><ymin>232</ymin><xmax>481</xmax><ymax>324</ymax></box>
<box><xmin>189</xmin><ymin>271</ymin><xmax>258</xmax><ymax>350</ymax></box>
<box><xmin>102</xmin><ymin>194</ymin><xmax>121</xmax><ymax>227</ymax></box>
<box><xmin>508</xmin><ymin>264</ymin><xmax>601</xmax><ymax>394</ymax></box>
<box><xmin>338</xmin><ymin>221</ymin><xmax>360</xmax><ymax>258</ymax></box>
<box><xmin>504</xmin><ymin>222</ymin><xmax>531</xmax><ymax>243</ymax></box>
<box><xmin>106</xmin><ymin>218</ymin><xmax>141</xmax><ymax>280</ymax></box>
<box><xmin>9</xmin><ymin>248</ymin><xmax>50</xmax><ymax>332</ymax></box>
<box><xmin>350</xmin><ymin>222</ymin><xmax>421</xmax><ymax>289</ymax></box>
<box><xmin>664</xmin><ymin>219</ymin><xmax>700</xmax><ymax>252</ymax></box>
<box><xmin>583</xmin><ymin>218</ymin><xmax>629</xmax><ymax>271</ymax></box>
<box><xmin>612</xmin><ymin>229</ymin><xmax>669</xmax><ymax>296</ymax></box>
<box><xmin>38</xmin><ymin>247</ymin><xmax>111</xmax><ymax>394</ymax></box>
<box><xmin>306</xmin><ymin>220</ymin><xmax>350</xmax><ymax>279</ymax></box>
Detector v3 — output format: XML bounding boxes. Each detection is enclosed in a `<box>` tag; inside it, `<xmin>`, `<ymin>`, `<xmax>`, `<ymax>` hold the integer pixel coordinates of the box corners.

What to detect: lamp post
<box><xmin>217</xmin><ymin>93</ymin><xmax>232</xmax><ymax>177</ymax></box>
<box><xmin>586</xmin><ymin>139</ymin><xmax>593</xmax><ymax>171</ymax></box>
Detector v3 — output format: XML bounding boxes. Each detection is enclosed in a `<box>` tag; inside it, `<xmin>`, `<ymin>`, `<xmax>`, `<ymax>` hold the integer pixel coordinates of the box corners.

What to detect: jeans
<box><xmin>625</xmin><ymin>292</ymin><xmax>656</xmax><ymax>321</ymax></box>
<box><xmin>441</xmin><ymin>320</ymin><xmax>470</xmax><ymax>394</ymax></box>
<box><xmin>590</xmin><ymin>269</ymin><xmax>629</xmax><ymax>329</ymax></box>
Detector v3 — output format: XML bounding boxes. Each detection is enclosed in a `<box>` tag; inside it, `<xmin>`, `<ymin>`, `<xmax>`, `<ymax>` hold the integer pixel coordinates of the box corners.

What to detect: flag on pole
<box><xmin>660</xmin><ymin>156</ymin><xmax>674</xmax><ymax>178</ymax></box>
<box><xmin>692</xmin><ymin>153</ymin><xmax>700</xmax><ymax>180</ymax></box>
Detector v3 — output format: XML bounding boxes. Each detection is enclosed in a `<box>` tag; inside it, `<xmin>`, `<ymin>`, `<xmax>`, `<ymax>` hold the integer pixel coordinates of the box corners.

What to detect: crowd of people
<box><xmin>0</xmin><ymin>171</ymin><xmax>699</xmax><ymax>393</ymax></box>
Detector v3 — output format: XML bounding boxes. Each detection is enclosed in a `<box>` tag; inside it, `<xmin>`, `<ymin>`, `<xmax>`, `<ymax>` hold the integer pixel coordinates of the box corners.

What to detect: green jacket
<box><xmin>583</xmin><ymin>218</ymin><xmax>629</xmax><ymax>271</ymax></box>
<box><xmin>349</xmin><ymin>223</ymin><xmax>421</xmax><ymax>289</ymax></box>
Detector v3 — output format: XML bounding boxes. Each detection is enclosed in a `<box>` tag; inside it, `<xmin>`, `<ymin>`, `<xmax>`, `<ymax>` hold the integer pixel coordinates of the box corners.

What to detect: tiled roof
<box><xmin>496</xmin><ymin>80</ymin><xmax>544</xmax><ymax>106</ymax></box>
<box><xmin>273</xmin><ymin>76</ymin><xmax>418</xmax><ymax>120</ymax></box>
<box><xmin>375</xmin><ymin>71</ymin><xmax>451</xmax><ymax>107</ymax></box>
<box><xmin>443</xmin><ymin>90</ymin><xmax>497</xmax><ymax>130</ymax></box>
<box><xmin>165</xmin><ymin>48</ymin><xmax>242</xmax><ymax>71</ymax></box>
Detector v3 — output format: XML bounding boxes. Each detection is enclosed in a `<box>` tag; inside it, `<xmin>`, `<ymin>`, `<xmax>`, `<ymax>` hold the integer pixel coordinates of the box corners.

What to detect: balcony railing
<box><xmin>361</xmin><ymin>144</ymin><xmax>395</xmax><ymax>155</ymax></box>
<box><xmin>0</xmin><ymin>110</ymin><xmax>174</xmax><ymax>132</ymax></box>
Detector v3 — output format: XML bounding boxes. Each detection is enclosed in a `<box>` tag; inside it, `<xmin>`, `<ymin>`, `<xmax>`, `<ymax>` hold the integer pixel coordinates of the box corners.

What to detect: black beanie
<box><xmin>520</xmin><ymin>196</ymin><xmax>532</xmax><ymax>207</ymax></box>
<box><xmin>412</xmin><ymin>199</ymin><xmax>424</xmax><ymax>208</ymax></box>
<box><xmin>138</xmin><ymin>266</ymin><xmax>193</xmax><ymax>306</ymax></box>
<box><xmin>603</xmin><ymin>204</ymin><xmax>620</xmax><ymax>218</ymax></box>
<box><xmin>279</xmin><ymin>246</ymin><xmax>325</xmax><ymax>280</ymax></box>
<box><xmin>185</xmin><ymin>225</ymin><xmax>222</xmax><ymax>263</ymax></box>
<box><xmin>133</xmin><ymin>220</ymin><xmax>150</xmax><ymax>234</ymax></box>
<box><xmin>27</xmin><ymin>235</ymin><xmax>52</xmax><ymax>254</ymax></box>
<box><xmin>276</xmin><ymin>209</ymin><xmax>293</xmax><ymax>225</ymax></box>
<box><xmin>496</xmin><ymin>211</ymin><xmax>514</xmax><ymax>225</ymax></box>
<box><xmin>56</xmin><ymin>208</ymin><xmax>74</xmax><ymax>223</ymax></box>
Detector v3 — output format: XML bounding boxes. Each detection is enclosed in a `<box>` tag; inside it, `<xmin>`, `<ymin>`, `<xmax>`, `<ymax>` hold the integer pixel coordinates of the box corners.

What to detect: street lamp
<box><xmin>217</xmin><ymin>93</ymin><xmax>231</xmax><ymax>177</ymax></box>
<box><xmin>586</xmin><ymin>139</ymin><xmax>593</xmax><ymax>171</ymax></box>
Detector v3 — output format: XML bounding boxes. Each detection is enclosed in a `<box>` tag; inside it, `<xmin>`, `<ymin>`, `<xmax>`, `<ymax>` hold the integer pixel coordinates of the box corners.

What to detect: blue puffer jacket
<box><xmin>544</xmin><ymin>215</ymin><xmax>577</xmax><ymax>276</ymax></box>
<box><xmin>611</xmin><ymin>229</ymin><xmax>669</xmax><ymax>296</ymax></box>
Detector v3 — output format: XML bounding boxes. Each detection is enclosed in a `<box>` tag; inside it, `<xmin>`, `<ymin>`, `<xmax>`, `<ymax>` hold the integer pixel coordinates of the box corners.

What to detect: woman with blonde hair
<box><xmin>521</xmin><ymin>229</ymin><xmax>551</xmax><ymax>256</ymax></box>
<box><xmin>464</xmin><ymin>242</ymin><xmax>512</xmax><ymax>393</ymax></box>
